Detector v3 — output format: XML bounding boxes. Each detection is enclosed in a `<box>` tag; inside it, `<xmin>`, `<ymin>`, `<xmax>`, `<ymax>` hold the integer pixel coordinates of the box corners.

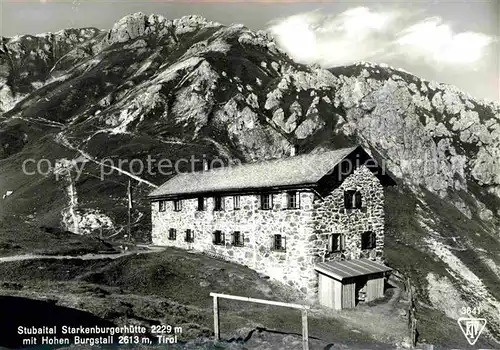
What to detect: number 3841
<box><xmin>460</xmin><ymin>306</ymin><xmax>482</xmax><ymax>316</ymax></box>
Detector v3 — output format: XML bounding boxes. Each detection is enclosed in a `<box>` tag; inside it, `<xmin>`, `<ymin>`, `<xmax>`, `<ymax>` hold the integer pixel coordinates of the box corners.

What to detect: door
<box><xmin>355</xmin><ymin>276</ymin><xmax>368</xmax><ymax>305</ymax></box>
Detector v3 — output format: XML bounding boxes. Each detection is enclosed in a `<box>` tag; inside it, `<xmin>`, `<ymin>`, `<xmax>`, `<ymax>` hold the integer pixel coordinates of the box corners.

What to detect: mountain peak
<box><xmin>106</xmin><ymin>12</ymin><xmax>223</xmax><ymax>45</ymax></box>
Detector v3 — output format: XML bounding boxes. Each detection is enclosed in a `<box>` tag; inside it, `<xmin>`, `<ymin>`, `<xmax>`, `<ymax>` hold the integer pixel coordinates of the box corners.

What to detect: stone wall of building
<box><xmin>151</xmin><ymin>191</ymin><xmax>318</xmax><ymax>294</ymax></box>
<box><xmin>311</xmin><ymin>165</ymin><xmax>385</xmax><ymax>262</ymax></box>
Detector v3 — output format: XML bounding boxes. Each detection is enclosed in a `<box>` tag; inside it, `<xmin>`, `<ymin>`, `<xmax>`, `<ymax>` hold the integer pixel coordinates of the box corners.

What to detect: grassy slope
<box><xmin>0</xmin><ymin>217</ymin><xmax>117</xmax><ymax>256</ymax></box>
<box><xmin>0</xmin><ymin>248</ymin><xmax>393</xmax><ymax>349</ymax></box>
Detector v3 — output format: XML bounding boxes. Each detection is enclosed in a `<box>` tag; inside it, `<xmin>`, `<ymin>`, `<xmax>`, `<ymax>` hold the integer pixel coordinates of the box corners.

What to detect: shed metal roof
<box><xmin>149</xmin><ymin>146</ymin><xmax>359</xmax><ymax>198</ymax></box>
<box><xmin>315</xmin><ymin>258</ymin><xmax>392</xmax><ymax>281</ymax></box>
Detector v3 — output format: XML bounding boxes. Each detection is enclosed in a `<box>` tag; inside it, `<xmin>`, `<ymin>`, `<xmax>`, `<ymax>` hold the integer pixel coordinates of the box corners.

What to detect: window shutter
<box><xmin>212</xmin><ymin>232</ymin><xmax>216</xmax><ymax>244</ymax></box>
<box><xmin>327</xmin><ymin>235</ymin><xmax>333</xmax><ymax>252</ymax></box>
<box><xmin>231</xmin><ymin>232</ymin><xmax>235</xmax><ymax>245</ymax></box>
<box><xmin>370</xmin><ymin>232</ymin><xmax>376</xmax><ymax>248</ymax></box>
<box><xmin>169</xmin><ymin>228</ymin><xmax>176</xmax><ymax>240</ymax></box>
<box><xmin>344</xmin><ymin>191</ymin><xmax>351</xmax><ymax>209</ymax></box>
<box><xmin>282</xmin><ymin>236</ymin><xmax>286</xmax><ymax>250</ymax></box>
<box><xmin>221</xmin><ymin>232</ymin><xmax>225</xmax><ymax>244</ymax></box>
<box><xmin>341</xmin><ymin>234</ymin><xmax>346</xmax><ymax>251</ymax></box>
<box><xmin>355</xmin><ymin>192</ymin><xmax>362</xmax><ymax>209</ymax></box>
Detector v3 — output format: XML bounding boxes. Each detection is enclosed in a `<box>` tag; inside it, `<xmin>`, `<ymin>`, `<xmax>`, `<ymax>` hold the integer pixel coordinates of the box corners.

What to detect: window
<box><xmin>159</xmin><ymin>201</ymin><xmax>166</xmax><ymax>212</ymax></box>
<box><xmin>286</xmin><ymin>191</ymin><xmax>300</xmax><ymax>209</ymax></box>
<box><xmin>233</xmin><ymin>195</ymin><xmax>241</xmax><ymax>210</ymax></box>
<box><xmin>214</xmin><ymin>196</ymin><xmax>224</xmax><ymax>211</ymax></box>
<box><xmin>232</xmin><ymin>231</ymin><xmax>244</xmax><ymax>246</ymax></box>
<box><xmin>197</xmin><ymin>197</ymin><xmax>205</xmax><ymax>211</ymax></box>
<box><xmin>273</xmin><ymin>234</ymin><xmax>286</xmax><ymax>251</ymax></box>
<box><xmin>261</xmin><ymin>194</ymin><xmax>273</xmax><ymax>210</ymax></box>
<box><xmin>361</xmin><ymin>231</ymin><xmax>376</xmax><ymax>250</ymax></box>
<box><xmin>173</xmin><ymin>200</ymin><xmax>182</xmax><ymax>212</ymax></box>
<box><xmin>185</xmin><ymin>229</ymin><xmax>194</xmax><ymax>243</ymax></box>
<box><xmin>344</xmin><ymin>190</ymin><xmax>362</xmax><ymax>209</ymax></box>
<box><xmin>328</xmin><ymin>234</ymin><xmax>344</xmax><ymax>253</ymax></box>
<box><xmin>213</xmin><ymin>230</ymin><xmax>225</xmax><ymax>245</ymax></box>
<box><xmin>168</xmin><ymin>228</ymin><xmax>177</xmax><ymax>240</ymax></box>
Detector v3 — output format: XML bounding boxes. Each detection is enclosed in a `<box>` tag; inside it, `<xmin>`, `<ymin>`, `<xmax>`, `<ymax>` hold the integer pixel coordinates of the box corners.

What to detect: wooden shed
<box><xmin>315</xmin><ymin>259</ymin><xmax>392</xmax><ymax>310</ymax></box>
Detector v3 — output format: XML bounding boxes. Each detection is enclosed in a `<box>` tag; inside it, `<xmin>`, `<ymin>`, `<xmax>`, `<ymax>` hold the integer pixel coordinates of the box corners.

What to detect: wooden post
<box><xmin>302</xmin><ymin>309</ymin><xmax>309</xmax><ymax>350</ymax></box>
<box><xmin>127</xmin><ymin>179</ymin><xmax>132</xmax><ymax>242</ymax></box>
<box><xmin>213</xmin><ymin>295</ymin><xmax>220</xmax><ymax>341</ymax></box>
<box><xmin>209</xmin><ymin>293</ymin><xmax>310</xmax><ymax>348</ymax></box>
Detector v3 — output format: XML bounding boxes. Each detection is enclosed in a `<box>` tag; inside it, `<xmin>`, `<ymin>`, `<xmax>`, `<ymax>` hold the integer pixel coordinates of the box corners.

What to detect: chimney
<box><xmin>290</xmin><ymin>145</ymin><xmax>296</xmax><ymax>157</ymax></box>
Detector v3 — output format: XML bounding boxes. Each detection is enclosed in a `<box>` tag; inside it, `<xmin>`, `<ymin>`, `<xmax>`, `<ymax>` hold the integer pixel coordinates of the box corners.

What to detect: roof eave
<box><xmin>148</xmin><ymin>182</ymin><xmax>320</xmax><ymax>201</ymax></box>
<box><xmin>315</xmin><ymin>266</ymin><xmax>345</xmax><ymax>281</ymax></box>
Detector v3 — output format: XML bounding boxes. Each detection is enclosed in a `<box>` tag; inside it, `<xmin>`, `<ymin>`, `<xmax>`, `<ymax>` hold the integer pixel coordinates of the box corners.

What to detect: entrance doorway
<box><xmin>355</xmin><ymin>276</ymin><xmax>368</xmax><ymax>305</ymax></box>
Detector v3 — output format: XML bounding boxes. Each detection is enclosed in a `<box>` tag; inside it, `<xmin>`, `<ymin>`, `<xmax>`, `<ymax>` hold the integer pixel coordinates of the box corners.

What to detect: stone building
<box><xmin>149</xmin><ymin>145</ymin><xmax>396</xmax><ymax>308</ymax></box>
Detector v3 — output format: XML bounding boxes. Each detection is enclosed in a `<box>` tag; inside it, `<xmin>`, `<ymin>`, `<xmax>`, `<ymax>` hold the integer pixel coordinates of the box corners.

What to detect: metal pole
<box><xmin>302</xmin><ymin>309</ymin><xmax>309</xmax><ymax>350</ymax></box>
<box><xmin>213</xmin><ymin>295</ymin><xmax>220</xmax><ymax>341</ymax></box>
<box><xmin>127</xmin><ymin>179</ymin><xmax>132</xmax><ymax>242</ymax></box>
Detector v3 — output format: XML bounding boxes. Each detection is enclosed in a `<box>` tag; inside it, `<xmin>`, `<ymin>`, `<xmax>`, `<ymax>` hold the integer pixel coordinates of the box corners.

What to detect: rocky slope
<box><xmin>1</xmin><ymin>12</ymin><xmax>499</xmax><ymax>344</ymax></box>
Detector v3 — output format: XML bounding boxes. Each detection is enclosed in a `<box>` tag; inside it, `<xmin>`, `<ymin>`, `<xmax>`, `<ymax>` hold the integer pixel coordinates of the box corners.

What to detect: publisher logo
<box><xmin>458</xmin><ymin>317</ymin><xmax>487</xmax><ymax>346</ymax></box>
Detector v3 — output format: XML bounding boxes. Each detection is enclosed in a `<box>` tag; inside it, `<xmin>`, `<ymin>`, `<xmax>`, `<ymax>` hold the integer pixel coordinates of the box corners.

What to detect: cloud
<box><xmin>396</xmin><ymin>17</ymin><xmax>493</xmax><ymax>65</ymax></box>
<box><xmin>267</xmin><ymin>7</ymin><xmax>494</xmax><ymax>69</ymax></box>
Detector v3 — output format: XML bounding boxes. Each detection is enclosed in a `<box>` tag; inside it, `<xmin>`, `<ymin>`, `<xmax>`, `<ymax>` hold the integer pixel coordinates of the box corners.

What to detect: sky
<box><xmin>1</xmin><ymin>0</ymin><xmax>499</xmax><ymax>103</ymax></box>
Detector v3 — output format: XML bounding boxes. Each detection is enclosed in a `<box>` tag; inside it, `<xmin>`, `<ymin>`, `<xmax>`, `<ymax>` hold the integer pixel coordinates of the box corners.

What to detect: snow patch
<box><xmin>2</xmin><ymin>191</ymin><xmax>13</xmax><ymax>199</ymax></box>
<box><xmin>63</xmin><ymin>208</ymin><xmax>114</xmax><ymax>235</ymax></box>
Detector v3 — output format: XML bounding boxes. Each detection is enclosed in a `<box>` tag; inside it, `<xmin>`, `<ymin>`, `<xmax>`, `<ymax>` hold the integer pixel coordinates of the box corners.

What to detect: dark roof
<box><xmin>315</xmin><ymin>258</ymin><xmax>392</xmax><ymax>281</ymax></box>
<box><xmin>149</xmin><ymin>146</ymin><xmax>358</xmax><ymax>198</ymax></box>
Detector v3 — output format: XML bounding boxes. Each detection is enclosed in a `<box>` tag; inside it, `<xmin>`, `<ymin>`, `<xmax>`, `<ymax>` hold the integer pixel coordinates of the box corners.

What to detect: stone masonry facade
<box><xmin>151</xmin><ymin>165</ymin><xmax>385</xmax><ymax>299</ymax></box>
